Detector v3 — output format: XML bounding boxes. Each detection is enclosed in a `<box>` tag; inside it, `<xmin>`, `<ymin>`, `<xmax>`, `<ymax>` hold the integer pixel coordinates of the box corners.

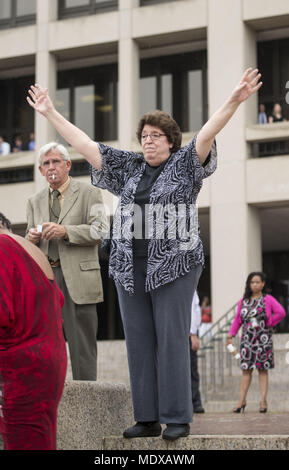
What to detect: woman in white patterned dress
<box><xmin>228</xmin><ymin>272</ymin><xmax>286</xmax><ymax>413</ymax></box>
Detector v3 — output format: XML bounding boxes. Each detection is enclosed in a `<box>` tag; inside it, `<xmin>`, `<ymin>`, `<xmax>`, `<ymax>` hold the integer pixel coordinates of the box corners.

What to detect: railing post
<box><xmin>198</xmin><ymin>303</ymin><xmax>238</xmax><ymax>402</ymax></box>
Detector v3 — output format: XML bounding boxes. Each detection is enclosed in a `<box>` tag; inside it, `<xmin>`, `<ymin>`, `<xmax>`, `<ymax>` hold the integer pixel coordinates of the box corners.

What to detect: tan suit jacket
<box><xmin>26</xmin><ymin>178</ymin><xmax>108</xmax><ymax>304</ymax></box>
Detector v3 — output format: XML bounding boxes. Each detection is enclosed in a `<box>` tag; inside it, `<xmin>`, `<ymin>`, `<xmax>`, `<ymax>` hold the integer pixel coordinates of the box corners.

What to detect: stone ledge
<box><xmin>57</xmin><ymin>380</ymin><xmax>134</xmax><ymax>450</ymax></box>
<box><xmin>102</xmin><ymin>435</ymin><xmax>289</xmax><ymax>450</ymax></box>
<box><xmin>3</xmin><ymin>434</ymin><xmax>289</xmax><ymax>451</ymax></box>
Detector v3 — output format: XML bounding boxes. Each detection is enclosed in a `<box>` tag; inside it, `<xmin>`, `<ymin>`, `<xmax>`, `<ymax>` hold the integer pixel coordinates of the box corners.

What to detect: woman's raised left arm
<box><xmin>196</xmin><ymin>68</ymin><xmax>262</xmax><ymax>164</ymax></box>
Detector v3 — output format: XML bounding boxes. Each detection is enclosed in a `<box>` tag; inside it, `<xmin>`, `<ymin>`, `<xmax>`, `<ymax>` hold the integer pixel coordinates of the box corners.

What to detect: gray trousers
<box><xmin>116</xmin><ymin>258</ymin><xmax>202</xmax><ymax>424</ymax></box>
<box><xmin>53</xmin><ymin>267</ymin><xmax>98</xmax><ymax>381</ymax></box>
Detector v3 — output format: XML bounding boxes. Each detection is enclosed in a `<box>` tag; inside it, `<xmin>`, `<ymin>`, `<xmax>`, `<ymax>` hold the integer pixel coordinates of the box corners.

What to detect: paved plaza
<box><xmin>191</xmin><ymin>412</ymin><xmax>289</xmax><ymax>435</ymax></box>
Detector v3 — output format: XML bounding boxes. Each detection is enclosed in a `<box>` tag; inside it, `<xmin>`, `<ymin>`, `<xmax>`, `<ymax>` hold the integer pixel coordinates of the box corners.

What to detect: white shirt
<box><xmin>190</xmin><ymin>292</ymin><xmax>201</xmax><ymax>335</ymax></box>
<box><xmin>0</xmin><ymin>141</ymin><xmax>11</xmax><ymax>155</ymax></box>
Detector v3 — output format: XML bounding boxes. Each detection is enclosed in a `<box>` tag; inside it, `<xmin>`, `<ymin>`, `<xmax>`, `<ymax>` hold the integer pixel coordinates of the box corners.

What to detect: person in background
<box><xmin>0</xmin><ymin>136</ymin><xmax>11</xmax><ymax>155</ymax></box>
<box><xmin>190</xmin><ymin>291</ymin><xmax>205</xmax><ymax>414</ymax></box>
<box><xmin>199</xmin><ymin>296</ymin><xmax>212</xmax><ymax>339</ymax></box>
<box><xmin>0</xmin><ymin>212</ymin><xmax>67</xmax><ymax>450</ymax></box>
<box><xmin>258</xmin><ymin>103</ymin><xmax>267</xmax><ymax>124</ymax></box>
<box><xmin>26</xmin><ymin>142</ymin><xmax>107</xmax><ymax>381</ymax></box>
<box><xmin>268</xmin><ymin>103</ymin><xmax>285</xmax><ymax>123</ymax></box>
<box><xmin>13</xmin><ymin>135</ymin><xmax>26</xmax><ymax>152</ymax></box>
<box><xmin>227</xmin><ymin>272</ymin><xmax>285</xmax><ymax>414</ymax></box>
<box><xmin>28</xmin><ymin>132</ymin><xmax>35</xmax><ymax>151</ymax></box>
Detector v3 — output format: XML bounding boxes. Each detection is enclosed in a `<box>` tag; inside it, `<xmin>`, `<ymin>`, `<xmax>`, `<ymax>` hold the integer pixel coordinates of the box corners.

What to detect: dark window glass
<box><xmin>65</xmin><ymin>0</ymin><xmax>90</xmax><ymax>6</ymax></box>
<box><xmin>140</xmin><ymin>50</ymin><xmax>207</xmax><ymax>132</ymax></box>
<box><xmin>140</xmin><ymin>76</ymin><xmax>157</xmax><ymax>116</ymax></box>
<box><xmin>258</xmin><ymin>38</ymin><xmax>289</xmax><ymax>120</ymax></box>
<box><xmin>263</xmin><ymin>251</ymin><xmax>289</xmax><ymax>333</ymax></box>
<box><xmin>0</xmin><ymin>0</ymin><xmax>11</xmax><ymax>19</ymax></box>
<box><xmin>57</xmin><ymin>64</ymin><xmax>117</xmax><ymax>142</ymax></box>
<box><xmin>161</xmin><ymin>73</ymin><xmax>172</xmax><ymax>116</ymax></box>
<box><xmin>58</xmin><ymin>0</ymin><xmax>118</xmax><ymax>18</ymax></box>
<box><xmin>0</xmin><ymin>167</ymin><xmax>34</xmax><ymax>184</ymax></box>
<box><xmin>0</xmin><ymin>75</ymin><xmax>35</xmax><ymax>151</ymax></box>
<box><xmin>140</xmin><ymin>0</ymin><xmax>174</xmax><ymax>5</ymax></box>
<box><xmin>0</xmin><ymin>0</ymin><xmax>36</xmax><ymax>29</ymax></box>
<box><xmin>0</xmin><ymin>82</ymin><xmax>8</xmax><ymax>130</ymax></box>
<box><xmin>55</xmin><ymin>88</ymin><xmax>70</xmax><ymax>146</ymax></box>
<box><xmin>16</xmin><ymin>0</ymin><xmax>36</xmax><ymax>16</ymax></box>
<box><xmin>188</xmin><ymin>70</ymin><xmax>203</xmax><ymax>131</ymax></box>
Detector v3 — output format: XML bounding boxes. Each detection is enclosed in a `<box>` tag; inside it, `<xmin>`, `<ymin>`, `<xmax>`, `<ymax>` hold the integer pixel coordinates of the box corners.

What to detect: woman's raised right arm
<box><xmin>27</xmin><ymin>84</ymin><xmax>102</xmax><ymax>170</ymax></box>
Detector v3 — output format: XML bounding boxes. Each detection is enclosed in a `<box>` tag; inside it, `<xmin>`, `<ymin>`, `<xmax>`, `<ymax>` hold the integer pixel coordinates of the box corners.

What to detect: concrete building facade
<box><xmin>0</xmin><ymin>0</ymin><xmax>289</xmax><ymax>331</ymax></box>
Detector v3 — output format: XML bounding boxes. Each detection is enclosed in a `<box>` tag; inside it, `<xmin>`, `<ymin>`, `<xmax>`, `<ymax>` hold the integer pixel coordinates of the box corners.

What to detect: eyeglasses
<box><xmin>141</xmin><ymin>132</ymin><xmax>166</xmax><ymax>141</ymax></box>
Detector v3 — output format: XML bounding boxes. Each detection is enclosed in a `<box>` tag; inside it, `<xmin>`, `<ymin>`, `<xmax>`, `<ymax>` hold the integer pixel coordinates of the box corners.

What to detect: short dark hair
<box><xmin>136</xmin><ymin>110</ymin><xmax>182</xmax><ymax>153</ymax></box>
<box><xmin>243</xmin><ymin>272</ymin><xmax>267</xmax><ymax>299</ymax></box>
<box><xmin>0</xmin><ymin>212</ymin><xmax>12</xmax><ymax>231</ymax></box>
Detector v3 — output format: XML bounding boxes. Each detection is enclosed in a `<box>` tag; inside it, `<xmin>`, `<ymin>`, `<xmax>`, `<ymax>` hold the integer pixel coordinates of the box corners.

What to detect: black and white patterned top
<box><xmin>90</xmin><ymin>133</ymin><xmax>217</xmax><ymax>294</ymax></box>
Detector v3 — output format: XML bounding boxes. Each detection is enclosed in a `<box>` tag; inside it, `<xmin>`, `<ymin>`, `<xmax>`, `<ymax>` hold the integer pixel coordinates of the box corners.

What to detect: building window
<box><xmin>140</xmin><ymin>50</ymin><xmax>207</xmax><ymax>132</ymax></box>
<box><xmin>140</xmin><ymin>0</ymin><xmax>175</xmax><ymax>5</ymax></box>
<box><xmin>0</xmin><ymin>0</ymin><xmax>36</xmax><ymax>29</ymax></box>
<box><xmin>0</xmin><ymin>167</ymin><xmax>34</xmax><ymax>184</ymax></box>
<box><xmin>258</xmin><ymin>38</ymin><xmax>289</xmax><ymax>121</ymax></box>
<box><xmin>57</xmin><ymin>64</ymin><xmax>117</xmax><ymax>143</ymax></box>
<box><xmin>58</xmin><ymin>0</ymin><xmax>118</xmax><ymax>19</ymax></box>
<box><xmin>0</xmin><ymin>75</ymin><xmax>35</xmax><ymax>151</ymax></box>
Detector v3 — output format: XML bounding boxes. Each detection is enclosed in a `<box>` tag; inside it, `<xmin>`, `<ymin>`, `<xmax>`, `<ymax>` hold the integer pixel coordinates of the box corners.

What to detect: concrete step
<box><xmin>103</xmin><ymin>412</ymin><xmax>289</xmax><ymax>450</ymax></box>
<box><xmin>57</xmin><ymin>380</ymin><xmax>134</xmax><ymax>450</ymax></box>
<box><xmin>199</xmin><ymin>349</ymin><xmax>289</xmax><ymax>381</ymax></box>
<box><xmin>2</xmin><ymin>411</ymin><xmax>289</xmax><ymax>450</ymax></box>
<box><xmin>94</xmin><ymin>336</ymin><xmax>289</xmax><ymax>385</ymax></box>
<box><xmin>65</xmin><ymin>335</ymin><xmax>289</xmax><ymax>385</ymax></box>
<box><xmin>204</xmin><ymin>400</ymin><xmax>289</xmax><ymax>413</ymax></box>
<box><xmin>205</xmin><ymin>376</ymin><xmax>289</xmax><ymax>400</ymax></box>
<box><xmin>102</xmin><ymin>434</ymin><xmax>289</xmax><ymax>450</ymax></box>
<box><xmin>66</xmin><ymin>340</ymin><xmax>130</xmax><ymax>384</ymax></box>
<box><xmin>270</xmin><ymin>333</ymin><xmax>289</xmax><ymax>350</ymax></box>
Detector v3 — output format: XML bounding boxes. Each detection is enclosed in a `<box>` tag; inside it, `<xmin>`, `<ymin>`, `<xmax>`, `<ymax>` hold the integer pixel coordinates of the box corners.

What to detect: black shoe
<box><xmin>259</xmin><ymin>401</ymin><xmax>267</xmax><ymax>413</ymax></box>
<box><xmin>162</xmin><ymin>424</ymin><xmax>190</xmax><ymax>441</ymax></box>
<box><xmin>194</xmin><ymin>405</ymin><xmax>205</xmax><ymax>413</ymax></box>
<box><xmin>123</xmin><ymin>421</ymin><xmax>162</xmax><ymax>438</ymax></box>
<box><xmin>233</xmin><ymin>402</ymin><xmax>246</xmax><ymax>413</ymax></box>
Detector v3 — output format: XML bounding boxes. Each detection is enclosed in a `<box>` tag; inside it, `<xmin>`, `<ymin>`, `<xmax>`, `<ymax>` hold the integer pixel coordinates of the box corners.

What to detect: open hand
<box><xmin>230</xmin><ymin>68</ymin><xmax>262</xmax><ymax>104</ymax></box>
<box><xmin>27</xmin><ymin>84</ymin><xmax>54</xmax><ymax>116</ymax></box>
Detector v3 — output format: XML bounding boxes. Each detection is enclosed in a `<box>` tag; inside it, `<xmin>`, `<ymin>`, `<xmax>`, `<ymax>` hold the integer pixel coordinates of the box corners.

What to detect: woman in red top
<box><xmin>199</xmin><ymin>296</ymin><xmax>212</xmax><ymax>338</ymax></box>
<box><xmin>201</xmin><ymin>296</ymin><xmax>212</xmax><ymax>323</ymax></box>
<box><xmin>0</xmin><ymin>213</ymin><xmax>67</xmax><ymax>450</ymax></box>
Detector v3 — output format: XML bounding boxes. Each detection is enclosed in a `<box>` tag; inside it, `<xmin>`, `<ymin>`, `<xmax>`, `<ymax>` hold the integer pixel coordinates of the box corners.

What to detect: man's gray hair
<box><xmin>38</xmin><ymin>142</ymin><xmax>71</xmax><ymax>166</ymax></box>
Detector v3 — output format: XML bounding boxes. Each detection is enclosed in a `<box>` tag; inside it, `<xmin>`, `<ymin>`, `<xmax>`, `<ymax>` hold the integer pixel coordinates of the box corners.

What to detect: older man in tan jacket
<box><xmin>26</xmin><ymin>142</ymin><xmax>108</xmax><ymax>380</ymax></box>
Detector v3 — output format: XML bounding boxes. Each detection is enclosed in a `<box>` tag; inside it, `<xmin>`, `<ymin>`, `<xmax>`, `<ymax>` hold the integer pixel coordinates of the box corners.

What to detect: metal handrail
<box><xmin>198</xmin><ymin>302</ymin><xmax>240</xmax><ymax>402</ymax></box>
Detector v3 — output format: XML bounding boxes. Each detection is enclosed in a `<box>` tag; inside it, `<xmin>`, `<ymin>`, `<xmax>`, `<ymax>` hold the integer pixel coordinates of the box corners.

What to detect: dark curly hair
<box><xmin>136</xmin><ymin>110</ymin><xmax>182</xmax><ymax>153</ymax></box>
<box><xmin>0</xmin><ymin>212</ymin><xmax>12</xmax><ymax>231</ymax></box>
<box><xmin>243</xmin><ymin>272</ymin><xmax>267</xmax><ymax>300</ymax></box>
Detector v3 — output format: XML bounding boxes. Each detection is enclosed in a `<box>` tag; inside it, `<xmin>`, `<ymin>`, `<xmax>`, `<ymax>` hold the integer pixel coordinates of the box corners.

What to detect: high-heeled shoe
<box><xmin>233</xmin><ymin>402</ymin><xmax>246</xmax><ymax>413</ymax></box>
<box><xmin>259</xmin><ymin>402</ymin><xmax>267</xmax><ymax>413</ymax></box>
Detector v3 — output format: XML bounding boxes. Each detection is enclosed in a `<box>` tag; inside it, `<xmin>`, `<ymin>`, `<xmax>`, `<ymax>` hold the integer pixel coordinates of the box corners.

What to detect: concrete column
<box><xmin>34</xmin><ymin>0</ymin><xmax>58</xmax><ymax>191</ymax></box>
<box><xmin>118</xmin><ymin>0</ymin><xmax>140</xmax><ymax>150</ymax></box>
<box><xmin>207</xmin><ymin>0</ymin><xmax>262</xmax><ymax>320</ymax></box>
